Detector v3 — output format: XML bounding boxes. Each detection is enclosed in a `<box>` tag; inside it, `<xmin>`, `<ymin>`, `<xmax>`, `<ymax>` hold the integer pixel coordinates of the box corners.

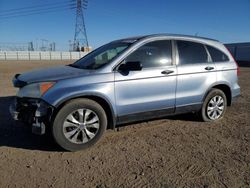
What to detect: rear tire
<box><xmin>200</xmin><ymin>89</ymin><xmax>227</xmax><ymax>122</ymax></box>
<box><xmin>52</xmin><ymin>99</ymin><xmax>107</xmax><ymax>151</ymax></box>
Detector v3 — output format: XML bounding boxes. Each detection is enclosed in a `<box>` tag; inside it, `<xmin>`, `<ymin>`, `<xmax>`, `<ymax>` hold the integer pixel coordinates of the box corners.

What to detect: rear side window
<box><xmin>206</xmin><ymin>45</ymin><xmax>229</xmax><ymax>62</ymax></box>
<box><xmin>177</xmin><ymin>41</ymin><xmax>209</xmax><ymax>64</ymax></box>
<box><xmin>125</xmin><ymin>40</ymin><xmax>172</xmax><ymax>68</ymax></box>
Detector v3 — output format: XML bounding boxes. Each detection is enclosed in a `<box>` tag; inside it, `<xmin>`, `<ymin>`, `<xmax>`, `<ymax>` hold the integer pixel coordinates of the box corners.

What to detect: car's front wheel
<box><xmin>200</xmin><ymin>89</ymin><xmax>227</xmax><ymax>122</ymax></box>
<box><xmin>52</xmin><ymin>99</ymin><xmax>107</xmax><ymax>151</ymax></box>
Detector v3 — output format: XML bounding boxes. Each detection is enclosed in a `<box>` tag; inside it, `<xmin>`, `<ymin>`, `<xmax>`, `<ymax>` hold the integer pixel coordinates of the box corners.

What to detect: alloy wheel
<box><xmin>207</xmin><ymin>95</ymin><xmax>225</xmax><ymax>120</ymax></box>
<box><xmin>63</xmin><ymin>109</ymin><xmax>100</xmax><ymax>144</ymax></box>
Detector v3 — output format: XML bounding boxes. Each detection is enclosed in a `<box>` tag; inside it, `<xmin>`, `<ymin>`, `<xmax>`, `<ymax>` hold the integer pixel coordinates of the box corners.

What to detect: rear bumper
<box><xmin>231</xmin><ymin>84</ymin><xmax>240</xmax><ymax>104</ymax></box>
<box><xmin>9</xmin><ymin>97</ymin><xmax>54</xmax><ymax>135</ymax></box>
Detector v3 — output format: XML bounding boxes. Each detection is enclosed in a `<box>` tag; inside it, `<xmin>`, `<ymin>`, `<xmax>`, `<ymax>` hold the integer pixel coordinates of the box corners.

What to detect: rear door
<box><xmin>175</xmin><ymin>40</ymin><xmax>217</xmax><ymax>110</ymax></box>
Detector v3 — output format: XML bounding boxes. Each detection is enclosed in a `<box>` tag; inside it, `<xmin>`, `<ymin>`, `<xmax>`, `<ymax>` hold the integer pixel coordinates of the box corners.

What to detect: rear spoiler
<box><xmin>12</xmin><ymin>74</ymin><xmax>27</xmax><ymax>88</ymax></box>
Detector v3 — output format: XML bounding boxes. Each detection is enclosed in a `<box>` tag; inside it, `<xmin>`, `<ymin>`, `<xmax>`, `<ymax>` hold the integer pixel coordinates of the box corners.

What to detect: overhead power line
<box><xmin>0</xmin><ymin>7</ymin><xmax>76</xmax><ymax>20</ymax></box>
<box><xmin>0</xmin><ymin>1</ymin><xmax>76</xmax><ymax>20</ymax></box>
<box><xmin>0</xmin><ymin>1</ymin><xmax>71</xmax><ymax>13</ymax></box>
<box><xmin>0</xmin><ymin>5</ymin><xmax>76</xmax><ymax>18</ymax></box>
<box><xmin>0</xmin><ymin>3</ymin><xmax>75</xmax><ymax>17</ymax></box>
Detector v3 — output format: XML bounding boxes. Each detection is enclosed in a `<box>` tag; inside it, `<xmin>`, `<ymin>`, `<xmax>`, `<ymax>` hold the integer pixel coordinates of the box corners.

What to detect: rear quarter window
<box><xmin>206</xmin><ymin>45</ymin><xmax>229</xmax><ymax>62</ymax></box>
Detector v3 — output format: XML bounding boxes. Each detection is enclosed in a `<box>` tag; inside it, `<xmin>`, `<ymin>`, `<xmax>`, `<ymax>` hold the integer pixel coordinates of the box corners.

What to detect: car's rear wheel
<box><xmin>200</xmin><ymin>89</ymin><xmax>227</xmax><ymax>122</ymax></box>
<box><xmin>52</xmin><ymin>99</ymin><xmax>107</xmax><ymax>151</ymax></box>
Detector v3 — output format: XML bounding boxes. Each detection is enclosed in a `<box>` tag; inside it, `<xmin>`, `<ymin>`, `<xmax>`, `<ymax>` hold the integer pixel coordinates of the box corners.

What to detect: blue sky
<box><xmin>0</xmin><ymin>0</ymin><xmax>250</xmax><ymax>51</ymax></box>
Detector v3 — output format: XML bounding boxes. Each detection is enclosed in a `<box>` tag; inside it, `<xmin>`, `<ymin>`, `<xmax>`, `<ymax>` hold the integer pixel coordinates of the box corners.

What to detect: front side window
<box><xmin>124</xmin><ymin>40</ymin><xmax>172</xmax><ymax>68</ymax></box>
<box><xmin>73</xmin><ymin>42</ymin><xmax>131</xmax><ymax>69</ymax></box>
<box><xmin>206</xmin><ymin>45</ymin><xmax>229</xmax><ymax>62</ymax></box>
<box><xmin>177</xmin><ymin>41</ymin><xmax>209</xmax><ymax>64</ymax></box>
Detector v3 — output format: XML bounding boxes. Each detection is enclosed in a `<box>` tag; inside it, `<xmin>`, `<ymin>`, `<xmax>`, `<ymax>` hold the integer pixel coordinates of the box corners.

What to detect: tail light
<box><xmin>225</xmin><ymin>45</ymin><xmax>239</xmax><ymax>76</ymax></box>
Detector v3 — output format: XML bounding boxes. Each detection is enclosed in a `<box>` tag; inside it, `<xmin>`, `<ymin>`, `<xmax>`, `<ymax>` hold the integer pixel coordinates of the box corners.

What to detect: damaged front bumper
<box><xmin>9</xmin><ymin>97</ymin><xmax>54</xmax><ymax>135</ymax></box>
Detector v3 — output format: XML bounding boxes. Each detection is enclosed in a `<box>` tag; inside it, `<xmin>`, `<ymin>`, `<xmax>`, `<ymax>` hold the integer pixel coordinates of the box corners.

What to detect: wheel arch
<box><xmin>52</xmin><ymin>94</ymin><xmax>116</xmax><ymax>130</ymax></box>
<box><xmin>203</xmin><ymin>83</ymin><xmax>232</xmax><ymax>106</ymax></box>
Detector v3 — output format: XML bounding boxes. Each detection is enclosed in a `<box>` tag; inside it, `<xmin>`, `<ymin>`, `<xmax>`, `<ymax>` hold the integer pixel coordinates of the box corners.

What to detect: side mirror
<box><xmin>118</xmin><ymin>61</ymin><xmax>142</xmax><ymax>71</ymax></box>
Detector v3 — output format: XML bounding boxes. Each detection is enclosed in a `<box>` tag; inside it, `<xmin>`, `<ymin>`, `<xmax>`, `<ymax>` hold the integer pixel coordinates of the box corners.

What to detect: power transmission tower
<box><xmin>73</xmin><ymin>0</ymin><xmax>89</xmax><ymax>51</ymax></box>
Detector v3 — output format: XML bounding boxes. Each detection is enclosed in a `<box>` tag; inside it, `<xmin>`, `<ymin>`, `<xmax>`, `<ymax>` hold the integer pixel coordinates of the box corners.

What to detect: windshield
<box><xmin>72</xmin><ymin>42</ymin><xmax>132</xmax><ymax>70</ymax></box>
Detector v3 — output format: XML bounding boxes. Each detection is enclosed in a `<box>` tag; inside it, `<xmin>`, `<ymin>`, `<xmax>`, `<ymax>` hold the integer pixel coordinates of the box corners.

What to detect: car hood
<box><xmin>17</xmin><ymin>65</ymin><xmax>93</xmax><ymax>84</ymax></box>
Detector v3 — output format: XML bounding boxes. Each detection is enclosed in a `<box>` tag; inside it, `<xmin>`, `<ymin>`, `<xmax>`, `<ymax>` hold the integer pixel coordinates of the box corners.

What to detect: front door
<box><xmin>114</xmin><ymin>40</ymin><xmax>177</xmax><ymax>123</ymax></box>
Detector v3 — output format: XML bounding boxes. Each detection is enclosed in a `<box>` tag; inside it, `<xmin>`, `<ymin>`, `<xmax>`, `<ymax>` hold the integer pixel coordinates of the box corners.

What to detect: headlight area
<box><xmin>17</xmin><ymin>82</ymin><xmax>55</xmax><ymax>98</ymax></box>
<box><xmin>9</xmin><ymin>97</ymin><xmax>55</xmax><ymax>135</ymax></box>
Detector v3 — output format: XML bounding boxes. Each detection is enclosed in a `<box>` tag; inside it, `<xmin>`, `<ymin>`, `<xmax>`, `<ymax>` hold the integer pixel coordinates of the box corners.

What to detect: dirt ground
<box><xmin>0</xmin><ymin>61</ymin><xmax>249</xmax><ymax>188</ymax></box>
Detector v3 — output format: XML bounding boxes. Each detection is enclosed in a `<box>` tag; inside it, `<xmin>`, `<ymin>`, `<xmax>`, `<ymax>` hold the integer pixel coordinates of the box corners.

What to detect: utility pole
<box><xmin>73</xmin><ymin>0</ymin><xmax>89</xmax><ymax>51</ymax></box>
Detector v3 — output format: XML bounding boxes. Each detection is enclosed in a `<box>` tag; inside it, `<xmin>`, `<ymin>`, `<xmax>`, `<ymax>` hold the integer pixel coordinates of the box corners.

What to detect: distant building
<box><xmin>225</xmin><ymin>42</ymin><xmax>250</xmax><ymax>66</ymax></box>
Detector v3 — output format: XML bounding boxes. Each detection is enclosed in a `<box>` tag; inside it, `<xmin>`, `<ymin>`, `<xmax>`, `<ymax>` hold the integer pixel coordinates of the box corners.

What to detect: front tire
<box><xmin>200</xmin><ymin>89</ymin><xmax>227</xmax><ymax>122</ymax></box>
<box><xmin>52</xmin><ymin>99</ymin><xmax>107</xmax><ymax>151</ymax></box>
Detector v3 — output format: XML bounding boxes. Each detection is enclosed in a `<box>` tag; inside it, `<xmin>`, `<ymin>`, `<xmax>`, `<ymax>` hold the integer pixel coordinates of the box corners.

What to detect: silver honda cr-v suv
<box><xmin>10</xmin><ymin>34</ymin><xmax>240</xmax><ymax>151</ymax></box>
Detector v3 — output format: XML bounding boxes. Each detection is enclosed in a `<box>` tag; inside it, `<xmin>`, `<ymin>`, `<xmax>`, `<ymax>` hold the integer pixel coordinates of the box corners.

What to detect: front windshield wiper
<box><xmin>67</xmin><ymin>64</ymin><xmax>80</xmax><ymax>68</ymax></box>
<box><xmin>67</xmin><ymin>63</ymin><xmax>95</xmax><ymax>70</ymax></box>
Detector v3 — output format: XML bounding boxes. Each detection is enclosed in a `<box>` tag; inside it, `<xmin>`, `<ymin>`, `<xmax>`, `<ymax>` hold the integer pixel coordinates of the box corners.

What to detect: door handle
<box><xmin>161</xmin><ymin>70</ymin><xmax>174</xmax><ymax>75</ymax></box>
<box><xmin>205</xmin><ymin>66</ymin><xmax>214</xmax><ymax>71</ymax></box>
